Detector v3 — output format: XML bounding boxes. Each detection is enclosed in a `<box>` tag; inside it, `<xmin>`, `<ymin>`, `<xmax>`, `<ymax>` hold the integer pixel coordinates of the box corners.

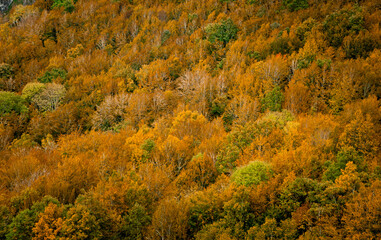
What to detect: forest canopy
<box><xmin>0</xmin><ymin>0</ymin><xmax>380</xmax><ymax>239</ymax></box>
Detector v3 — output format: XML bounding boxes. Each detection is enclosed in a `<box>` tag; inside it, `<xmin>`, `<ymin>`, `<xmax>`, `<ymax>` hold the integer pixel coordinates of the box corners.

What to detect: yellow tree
<box><xmin>32</xmin><ymin>203</ymin><xmax>64</xmax><ymax>240</ymax></box>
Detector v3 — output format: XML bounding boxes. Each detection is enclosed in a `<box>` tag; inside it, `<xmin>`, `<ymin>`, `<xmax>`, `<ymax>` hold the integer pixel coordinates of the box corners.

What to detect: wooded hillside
<box><xmin>0</xmin><ymin>0</ymin><xmax>380</xmax><ymax>239</ymax></box>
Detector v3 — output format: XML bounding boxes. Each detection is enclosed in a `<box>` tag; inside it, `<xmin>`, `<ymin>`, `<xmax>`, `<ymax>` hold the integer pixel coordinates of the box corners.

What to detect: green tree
<box><xmin>22</xmin><ymin>82</ymin><xmax>46</xmax><ymax>102</ymax></box>
<box><xmin>205</xmin><ymin>19</ymin><xmax>238</xmax><ymax>47</ymax></box>
<box><xmin>283</xmin><ymin>0</ymin><xmax>309</xmax><ymax>12</ymax></box>
<box><xmin>52</xmin><ymin>0</ymin><xmax>75</xmax><ymax>13</ymax></box>
<box><xmin>323</xmin><ymin>9</ymin><xmax>364</xmax><ymax>48</ymax></box>
<box><xmin>0</xmin><ymin>206</ymin><xmax>11</xmax><ymax>239</ymax></box>
<box><xmin>38</xmin><ymin>68</ymin><xmax>67</xmax><ymax>84</ymax></box>
<box><xmin>261</xmin><ymin>86</ymin><xmax>284</xmax><ymax>112</ymax></box>
<box><xmin>6</xmin><ymin>196</ymin><xmax>60</xmax><ymax>240</ymax></box>
<box><xmin>120</xmin><ymin>204</ymin><xmax>151</xmax><ymax>240</ymax></box>
<box><xmin>61</xmin><ymin>204</ymin><xmax>102</xmax><ymax>240</ymax></box>
<box><xmin>0</xmin><ymin>91</ymin><xmax>28</xmax><ymax>116</ymax></box>
<box><xmin>232</xmin><ymin>161</ymin><xmax>273</xmax><ymax>187</ymax></box>
<box><xmin>323</xmin><ymin>147</ymin><xmax>365</xmax><ymax>182</ymax></box>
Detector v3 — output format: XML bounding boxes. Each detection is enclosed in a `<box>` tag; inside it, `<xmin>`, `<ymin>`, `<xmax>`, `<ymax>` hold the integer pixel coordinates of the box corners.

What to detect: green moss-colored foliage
<box><xmin>205</xmin><ymin>19</ymin><xmax>238</xmax><ymax>46</ymax></box>
<box><xmin>323</xmin><ymin>8</ymin><xmax>364</xmax><ymax>48</ymax></box>
<box><xmin>188</xmin><ymin>198</ymin><xmax>222</xmax><ymax>237</ymax></box>
<box><xmin>0</xmin><ymin>91</ymin><xmax>28</xmax><ymax>116</ymax></box>
<box><xmin>344</xmin><ymin>33</ymin><xmax>376</xmax><ymax>59</ymax></box>
<box><xmin>74</xmin><ymin>193</ymin><xmax>122</xmax><ymax>239</ymax></box>
<box><xmin>141</xmin><ymin>139</ymin><xmax>155</xmax><ymax>161</ymax></box>
<box><xmin>217</xmin><ymin>115</ymin><xmax>288</xmax><ymax>173</ymax></box>
<box><xmin>196</xmin><ymin>188</ymin><xmax>254</xmax><ymax>239</ymax></box>
<box><xmin>270</xmin><ymin>37</ymin><xmax>291</xmax><ymax>55</ymax></box>
<box><xmin>261</xmin><ymin>86</ymin><xmax>284</xmax><ymax>112</ymax></box>
<box><xmin>120</xmin><ymin>203</ymin><xmax>151</xmax><ymax>239</ymax></box>
<box><xmin>38</xmin><ymin>68</ymin><xmax>67</xmax><ymax>84</ymax></box>
<box><xmin>283</xmin><ymin>0</ymin><xmax>309</xmax><ymax>12</ymax></box>
<box><xmin>52</xmin><ymin>0</ymin><xmax>75</xmax><ymax>13</ymax></box>
<box><xmin>222</xmin><ymin>188</ymin><xmax>255</xmax><ymax>238</ymax></box>
<box><xmin>323</xmin><ymin>147</ymin><xmax>365</xmax><ymax>182</ymax></box>
<box><xmin>216</xmin><ymin>143</ymin><xmax>241</xmax><ymax>173</ymax></box>
<box><xmin>232</xmin><ymin>161</ymin><xmax>273</xmax><ymax>187</ymax></box>
<box><xmin>22</xmin><ymin>82</ymin><xmax>46</xmax><ymax>102</ymax></box>
<box><xmin>296</xmin><ymin>18</ymin><xmax>316</xmax><ymax>42</ymax></box>
<box><xmin>9</xmin><ymin>133</ymin><xmax>37</xmax><ymax>149</ymax></box>
<box><xmin>247</xmin><ymin>218</ymin><xmax>298</xmax><ymax>240</ymax></box>
<box><xmin>277</xmin><ymin>178</ymin><xmax>320</xmax><ymax>220</ymax></box>
<box><xmin>247</xmin><ymin>51</ymin><xmax>262</xmax><ymax>61</ymax></box>
<box><xmin>6</xmin><ymin>209</ymin><xmax>35</xmax><ymax>240</ymax></box>
<box><xmin>6</xmin><ymin>196</ymin><xmax>60</xmax><ymax>240</ymax></box>
<box><xmin>211</xmin><ymin>96</ymin><xmax>227</xmax><ymax>117</ymax></box>
<box><xmin>161</xmin><ymin>30</ymin><xmax>171</xmax><ymax>45</ymax></box>
<box><xmin>260</xmin><ymin>110</ymin><xmax>294</xmax><ymax>129</ymax></box>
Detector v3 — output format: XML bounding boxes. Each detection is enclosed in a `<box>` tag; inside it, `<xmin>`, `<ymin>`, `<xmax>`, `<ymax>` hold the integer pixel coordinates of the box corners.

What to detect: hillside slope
<box><xmin>0</xmin><ymin>0</ymin><xmax>380</xmax><ymax>239</ymax></box>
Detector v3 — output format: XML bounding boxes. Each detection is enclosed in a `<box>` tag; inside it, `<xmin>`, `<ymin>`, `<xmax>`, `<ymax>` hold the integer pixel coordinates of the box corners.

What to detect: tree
<box><xmin>149</xmin><ymin>198</ymin><xmax>190</xmax><ymax>240</ymax></box>
<box><xmin>32</xmin><ymin>83</ymin><xmax>66</xmax><ymax>112</ymax></box>
<box><xmin>22</xmin><ymin>82</ymin><xmax>46</xmax><ymax>102</ymax></box>
<box><xmin>38</xmin><ymin>68</ymin><xmax>67</xmax><ymax>84</ymax></box>
<box><xmin>61</xmin><ymin>204</ymin><xmax>102</xmax><ymax>240</ymax></box>
<box><xmin>205</xmin><ymin>19</ymin><xmax>238</xmax><ymax>47</ymax></box>
<box><xmin>323</xmin><ymin>8</ymin><xmax>364</xmax><ymax>48</ymax></box>
<box><xmin>170</xmin><ymin>110</ymin><xmax>207</xmax><ymax>140</ymax></box>
<box><xmin>323</xmin><ymin>147</ymin><xmax>365</xmax><ymax>182</ymax></box>
<box><xmin>0</xmin><ymin>63</ymin><xmax>14</xmax><ymax>91</ymax></box>
<box><xmin>261</xmin><ymin>86</ymin><xmax>284</xmax><ymax>112</ymax></box>
<box><xmin>92</xmin><ymin>93</ymin><xmax>130</xmax><ymax>130</ymax></box>
<box><xmin>6</xmin><ymin>196</ymin><xmax>61</xmax><ymax>240</ymax></box>
<box><xmin>0</xmin><ymin>206</ymin><xmax>11</xmax><ymax>239</ymax></box>
<box><xmin>338</xmin><ymin>111</ymin><xmax>378</xmax><ymax>157</ymax></box>
<box><xmin>231</xmin><ymin>161</ymin><xmax>273</xmax><ymax>187</ymax></box>
<box><xmin>52</xmin><ymin>0</ymin><xmax>75</xmax><ymax>13</ymax></box>
<box><xmin>120</xmin><ymin>203</ymin><xmax>151</xmax><ymax>240</ymax></box>
<box><xmin>283</xmin><ymin>0</ymin><xmax>309</xmax><ymax>12</ymax></box>
<box><xmin>341</xmin><ymin>180</ymin><xmax>381</xmax><ymax>239</ymax></box>
<box><xmin>32</xmin><ymin>203</ymin><xmax>64</xmax><ymax>240</ymax></box>
<box><xmin>284</xmin><ymin>79</ymin><xmax>311</xmax><ymax>114</ymax></box>
<box><xmin>0</xmin><ymin>91</ymin><xmax>27</xmax><ymax>116</ymax></box>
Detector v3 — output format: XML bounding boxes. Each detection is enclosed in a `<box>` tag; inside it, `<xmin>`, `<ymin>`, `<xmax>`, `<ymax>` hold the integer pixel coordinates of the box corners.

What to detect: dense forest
<box><xmin>0</xmin><ymin>0</ymin><xmax>380</xmax><ymax>239</ymax></box>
